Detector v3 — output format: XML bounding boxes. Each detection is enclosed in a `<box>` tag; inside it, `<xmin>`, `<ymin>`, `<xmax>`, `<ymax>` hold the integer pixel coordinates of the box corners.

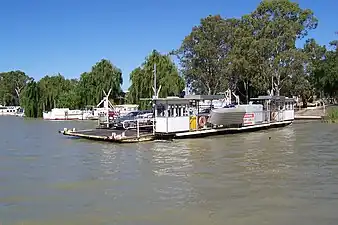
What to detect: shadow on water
<box><xmin>1</xmin><ymin>117</ymin><xmax>338</xmax><ymax>225</ymax></box>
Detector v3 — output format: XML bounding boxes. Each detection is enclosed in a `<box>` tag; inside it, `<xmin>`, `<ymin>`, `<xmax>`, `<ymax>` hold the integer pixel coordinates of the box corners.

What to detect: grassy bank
<box><xmin>324</xmin><ymin>107</ymin><xmax>338</xmax><ymax>123</ymax></box>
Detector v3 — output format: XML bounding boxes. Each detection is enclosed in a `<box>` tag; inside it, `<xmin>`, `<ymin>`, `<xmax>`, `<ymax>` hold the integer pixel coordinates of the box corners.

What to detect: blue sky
<box><xmin>0</xmin><ymin>0</ymin><xmax>337</xmax><ymax>91</ymax></box>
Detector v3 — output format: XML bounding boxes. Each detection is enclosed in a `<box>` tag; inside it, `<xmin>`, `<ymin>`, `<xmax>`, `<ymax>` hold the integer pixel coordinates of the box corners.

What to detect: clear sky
<box><xmin>0</xmin><ymin>0</ymin><xmax>337</xmax><ymax>91</ymax></box>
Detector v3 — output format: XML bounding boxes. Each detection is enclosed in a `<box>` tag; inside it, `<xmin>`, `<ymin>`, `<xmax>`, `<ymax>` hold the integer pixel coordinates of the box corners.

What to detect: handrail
<box><xmin>122</xmin><ymin>118</ymin><xmax>155</xmax><ymax>131</ymax></box>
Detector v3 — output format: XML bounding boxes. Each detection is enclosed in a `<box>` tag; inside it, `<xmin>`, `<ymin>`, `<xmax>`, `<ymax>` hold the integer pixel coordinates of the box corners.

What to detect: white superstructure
<box><xmin>43</xmin><ymin>108</ymin><xmax>91</xmax><ymax>120</ymax></box>
<box><xmin>0</xmin><ymin>105</ymin><xmax>22</xmax><ymax>116</ymax></box>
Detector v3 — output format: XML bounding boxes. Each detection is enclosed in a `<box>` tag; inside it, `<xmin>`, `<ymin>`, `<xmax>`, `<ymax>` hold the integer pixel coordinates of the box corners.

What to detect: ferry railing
<box><xmin>121</xmin><ymin>118</ymin><xmax>155</xmax><ymax>138</ymax></box>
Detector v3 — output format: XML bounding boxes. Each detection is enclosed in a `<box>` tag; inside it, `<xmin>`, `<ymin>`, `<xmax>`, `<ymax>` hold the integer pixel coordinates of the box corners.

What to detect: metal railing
<box><xmin>121</xmin><ymin>118</ymin><xmax>155</xmax><ymax>138</ymax></box>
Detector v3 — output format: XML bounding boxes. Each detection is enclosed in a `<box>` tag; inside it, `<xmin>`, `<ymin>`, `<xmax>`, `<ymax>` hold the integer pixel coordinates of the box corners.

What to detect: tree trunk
<box><xmin>275</xmin><ymin>88</ymin><xmax>280</xmax><ymax>96</ymax></box>
<box><xmin>246</xmin><ymin>80</ymin><xmax>249</xmax><ymax>104</ymax></box>
<box><xmin>302</xmin><ymin>95</ymin><xmax>308</xmax><ymax>108</ymax></box>
<box><xmin>243</xmin><ymin>80</ymin><xmax>249</xmax><ymax>104</ymax></box>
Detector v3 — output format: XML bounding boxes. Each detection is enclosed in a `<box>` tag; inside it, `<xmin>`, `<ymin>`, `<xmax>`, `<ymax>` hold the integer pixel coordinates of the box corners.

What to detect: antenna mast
<box><xmin>154</xmin><ymin>63</ymin><xmax>157</xmax><ymax>97</ymax></box>
<box><xmin>152</xmin><ymin>63</ymin><xmax>161</xmax><ymax>99</ymax></box>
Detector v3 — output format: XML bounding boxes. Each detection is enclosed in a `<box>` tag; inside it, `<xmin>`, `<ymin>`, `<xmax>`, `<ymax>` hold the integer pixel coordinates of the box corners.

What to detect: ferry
<box><xmin>60</xmin><ymin>90</ymin><xmax>295</xmax><ymax>143</ymax></box>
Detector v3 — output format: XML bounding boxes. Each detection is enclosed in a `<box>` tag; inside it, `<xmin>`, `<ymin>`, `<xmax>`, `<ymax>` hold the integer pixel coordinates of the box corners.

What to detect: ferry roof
<box><xmin>141</xmin><ymin>95</ymin><xmax>224</xmax><ymax>101</ymax></box>
<box><xmin>183</xmin><ymin>94</ymin><xmax>225</xmax><ymax>100</ymax></box>
<box><xmin>251</xmin><ymin>96</ymin><xmax>295</xmax><ymax>102</ymax></box>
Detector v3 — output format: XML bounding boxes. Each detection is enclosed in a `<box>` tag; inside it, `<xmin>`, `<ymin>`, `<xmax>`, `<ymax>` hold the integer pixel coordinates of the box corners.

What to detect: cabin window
<box><xmin>176</xmin><ymin>105</ymin><xmax>182</xmax><ymax>116</ymax></box>
<box><xmin>167</xmin><ymin>105</ymin><xmax>173</xmax><ymax>117</ymax></box>
<box><xmin>183</xmin><ymin>106</ymin><xmax>188</xmax><ymax>116</ymax></box>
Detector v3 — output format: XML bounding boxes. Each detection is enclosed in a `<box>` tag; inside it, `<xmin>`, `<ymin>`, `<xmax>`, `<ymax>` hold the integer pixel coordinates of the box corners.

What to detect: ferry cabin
<box><xmin>250</xmin><ymin>96</ymin><xmax>295</xmax><ymax>123</ymax></box>
<box><xmin>152</xmin><ymin>95</ymin><xmax>295</xmax><ymax>135</ymax></box>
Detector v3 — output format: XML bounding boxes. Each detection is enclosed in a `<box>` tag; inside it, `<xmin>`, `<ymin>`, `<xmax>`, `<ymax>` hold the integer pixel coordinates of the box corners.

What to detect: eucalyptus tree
<box><xmin>0</xmin><ymin>70</ymin><xmax>31</xmax><ymax>105</ymax></box>
<box><xmin>175</xmin><ymin>15</ymin><xmax>239</xmax><ymax>95</ymax></box>
<box><xmin>312</xmin><ymin>41</ymin><xmax>338</xmax><ymax>98</ymax></box>
<box><xmin>245</xmin><ymin>0</ymin><xmax>318</xmax><ymax>96</ymax></box>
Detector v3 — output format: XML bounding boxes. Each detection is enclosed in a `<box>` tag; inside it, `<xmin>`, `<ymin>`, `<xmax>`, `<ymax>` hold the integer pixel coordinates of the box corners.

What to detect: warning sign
<box><xmin>243</xmin><ymin>113</ymin><xmax>255</xmax><ymax>126</ymax></box>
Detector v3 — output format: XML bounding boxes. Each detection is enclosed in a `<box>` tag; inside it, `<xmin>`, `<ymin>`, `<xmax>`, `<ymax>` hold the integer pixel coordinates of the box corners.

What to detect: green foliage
<box><xmin>128</xmin><ymin>50</ymin><xmax>185</xmax><ymax>109</ymax></box>
<box><xmin>312</xmin><ymin>43</ymin><xmax>338</xmax><ymax>98</ymax></box>
<box><xmin>18</xmin><ymin>59</ymin><xmax>124</xmax><ymax>117</ymax></box>
<box><xmin>174</xmin><ymin>0</ymin><xmax>333</xmax><ymax>107</ymax></box>
<box><xmin>0</xmin><ymin>70</ymin><xmax>32</xmax><ymax>106</ymax></box>
<box><xmin>326</xmin><ymin>107</ymin><xmax>338</xmax><ymax>122</ymax></box>
<box><xmin>20</xmin><ymin>80</ymin><xmax>42</xmax><ymax>118</ymax></box>
<box><xmin>77</xmin><ymin>59</ymin><xmax>123</xmax><ymax>107</ymax></box>
<box><xmin>175</xmin><ymin>16</ymin><xmax>239</xmax><ymax>95</ymax></box>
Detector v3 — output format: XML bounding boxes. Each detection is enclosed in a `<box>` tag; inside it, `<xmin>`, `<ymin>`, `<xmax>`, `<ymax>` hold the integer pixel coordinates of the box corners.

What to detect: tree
<box><xmin>20</xmin><ymin>80</ymin><xmax>42</xmax><ymax>117</ymax></box>
<box><xmin>0</xmin><ymin>70</ymin><xmax>31</xmax><ymax>105</ymax></box>
<box><xmin>128</xmin><ymin>50</ymin><xmax>185</xmax><ymax>108</ymax></box>
<box><xmin>229</xmin><ymin>15</ymin><xmax>271</xmax><ymax>102</ymax></box>
<box><xmin>175</xmin><ymin>15</ymin><xmax>239</xmax><ymax>95</ymax></box>
<box><xmin>312</xmin><ymin>42</ymin><xmax>338</xmax><ymax>98</ymax></box>
<box><xmin>243</xmin><ymin>0</ymin><xmax>318</xmax><ymax>96</ymax></box>
<box><xmin>77</xmin><ymin>59</ymin><xmax>123</xmax><ymax>106</ymax></box>
<box><xmin>37</xmin><ymin>74</ymin><xmax>76</xmax><ymax>111</ymax></box>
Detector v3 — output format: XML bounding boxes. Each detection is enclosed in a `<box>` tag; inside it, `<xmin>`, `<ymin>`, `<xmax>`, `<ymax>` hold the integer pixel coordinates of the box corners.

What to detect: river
<box><xmin>1</xmin><ymin>116</ymin><xmax>338</xmax><ymax>225</ymax></box>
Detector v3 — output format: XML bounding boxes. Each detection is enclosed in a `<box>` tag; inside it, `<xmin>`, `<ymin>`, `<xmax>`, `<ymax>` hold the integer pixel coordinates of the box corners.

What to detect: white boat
<box><xmin>43</xmin><ymin>108</ymin><xmax>90</xmax><ymax>120</ymax></box>
<box><xmin>15</xmin><ymin>108</ymin><xmax>25</xmax><ymax>117</ymax></box>
<box><xmin>0</xmin><ymin>105</ymin><xmax>22</xmax><ymax>116</ymax></box>
<box><xmin>114</xmin><ymin>104</ymin><xmax>139</xmax><ymax>117</ymax></box>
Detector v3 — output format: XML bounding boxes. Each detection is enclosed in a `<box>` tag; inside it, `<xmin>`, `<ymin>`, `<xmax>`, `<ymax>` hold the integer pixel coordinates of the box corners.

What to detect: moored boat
<box><xmin>0</xmin><ymin>105</ymin><xmax>22</xmax><ymax>116</ymax></box>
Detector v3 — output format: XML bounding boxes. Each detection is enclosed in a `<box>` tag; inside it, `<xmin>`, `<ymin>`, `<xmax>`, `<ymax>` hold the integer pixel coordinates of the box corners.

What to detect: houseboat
<box><xmin>60</xmin><ymin>90</ymin><xmax>295</xmax><ymax>143</ymax></box>
<box><xmin>0</xmin><ymin>105</ymin><xmax>22</xmax><ymax>116</ymax></box>
<box><xmin>43</xmin><ymin>108</ymin><xmax>92</xmax><ymax>120</ymax></box>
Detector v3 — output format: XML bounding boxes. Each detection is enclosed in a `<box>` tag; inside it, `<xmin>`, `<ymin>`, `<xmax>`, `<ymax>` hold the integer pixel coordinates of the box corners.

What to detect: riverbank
<box><xmin>294</xmin><ymin>105</ymin><xmax>338</xmax><ymax>122</ymax></box>
<box><xmin>294</xmin><ymin>106</ymin><xmax>326</xmax><ymax>120</ymax></box>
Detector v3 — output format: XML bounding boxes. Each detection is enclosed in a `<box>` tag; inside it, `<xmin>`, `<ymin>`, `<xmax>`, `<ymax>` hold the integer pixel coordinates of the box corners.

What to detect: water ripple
<box><xmin>1</xmin><ymin>118</ymin><xmax>338</xmax><ymax>225</ymax></box>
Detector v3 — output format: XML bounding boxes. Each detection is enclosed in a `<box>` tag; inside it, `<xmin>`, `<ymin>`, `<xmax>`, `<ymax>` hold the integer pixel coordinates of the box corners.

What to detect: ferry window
<box><xmin>156</xmin><ymin>103</ymin><xmax>166</xmax><ymax>117</ymax></box>
<box><xmin>183</xmin><ymin>106</ymin><xmax>188</xmax><ymax>116</ymax></box>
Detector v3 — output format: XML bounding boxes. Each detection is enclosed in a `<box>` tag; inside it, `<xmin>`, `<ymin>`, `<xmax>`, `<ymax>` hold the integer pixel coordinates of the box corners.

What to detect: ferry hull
<box><xmin>60</xmin><ymin>120</ymin><xmax>293</xmax><ymax>143</ymax></box>
<box><xmin>157</xmin><ymin>121</ymin><xmax>293</xmax><ymax>140</ymax></box>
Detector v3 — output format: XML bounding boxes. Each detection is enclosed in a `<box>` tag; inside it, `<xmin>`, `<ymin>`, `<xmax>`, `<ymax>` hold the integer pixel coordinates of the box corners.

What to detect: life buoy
<box><xmin>198</xmin><ymin>116</ymin><xmax>207</xmax><ymax>127</ymax></box>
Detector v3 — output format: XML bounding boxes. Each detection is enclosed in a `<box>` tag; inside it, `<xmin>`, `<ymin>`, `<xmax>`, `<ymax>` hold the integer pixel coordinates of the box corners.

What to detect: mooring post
<box><xmin>137</xmin><ymin>119</ymin><xmax>140</xmax><ymax>138</ymax></box>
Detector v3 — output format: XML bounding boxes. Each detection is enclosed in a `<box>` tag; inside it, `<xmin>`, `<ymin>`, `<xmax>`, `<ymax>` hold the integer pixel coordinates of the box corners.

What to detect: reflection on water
<box><xmin>1</xmin><ymin>117</ymin><xmax>338</xmax><ymax>225</ymax></box>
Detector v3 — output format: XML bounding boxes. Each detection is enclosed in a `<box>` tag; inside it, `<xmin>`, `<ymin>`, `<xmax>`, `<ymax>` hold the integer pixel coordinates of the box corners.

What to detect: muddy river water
<box><xmin>1</xmin><ymin>117</ymin><xmax>338</xmax><ymax>225</ymax></box>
